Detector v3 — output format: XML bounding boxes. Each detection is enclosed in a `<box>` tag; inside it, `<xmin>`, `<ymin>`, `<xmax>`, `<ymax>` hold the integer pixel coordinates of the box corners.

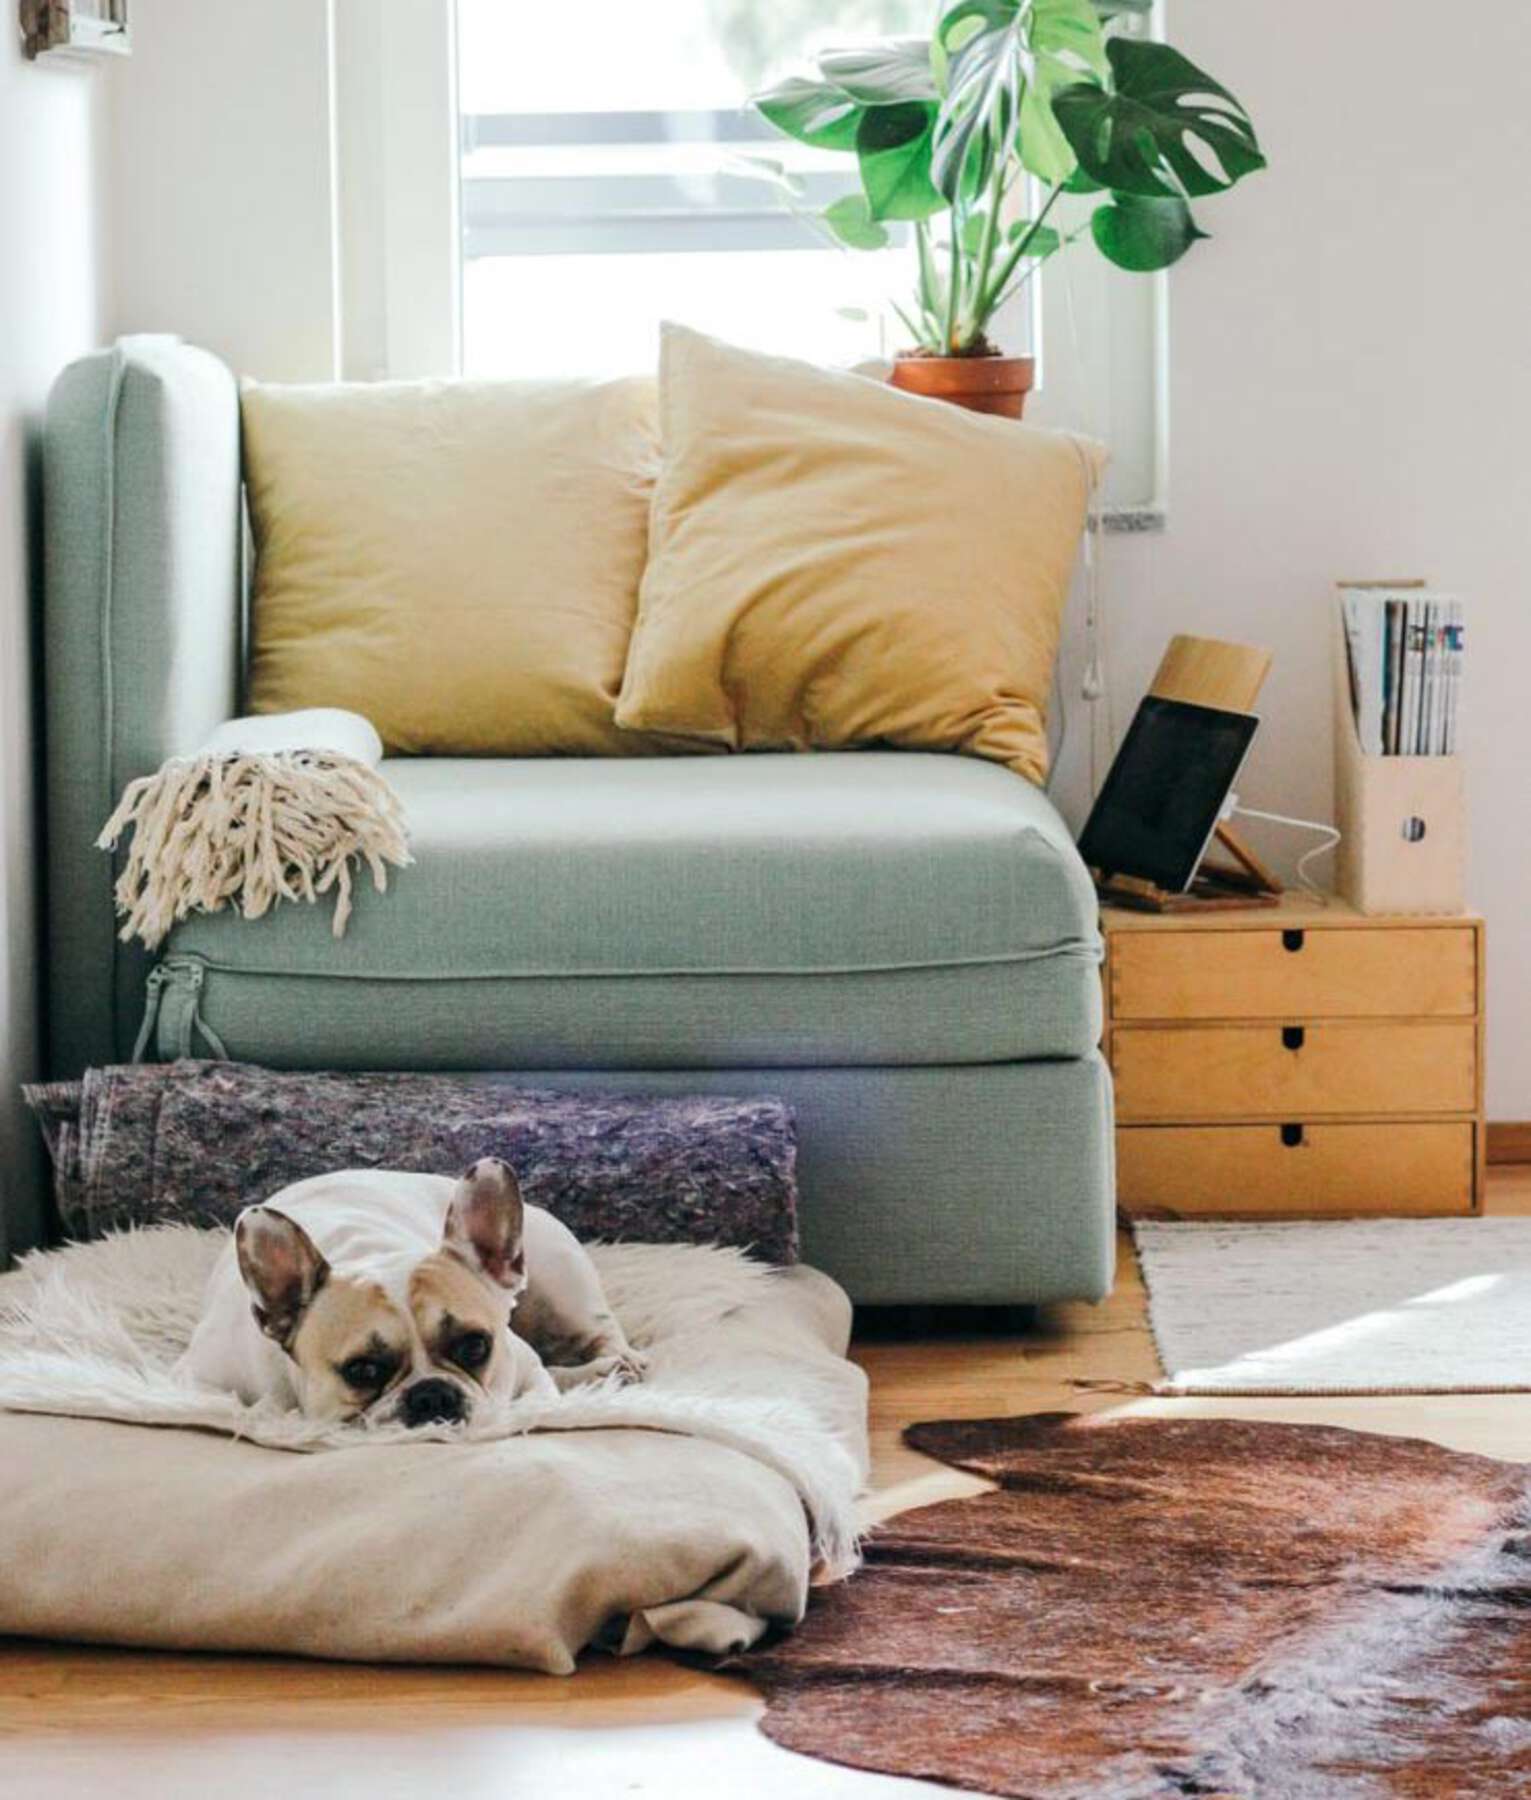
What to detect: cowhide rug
<box><xmin>738</xmin><ymin>1413</ymin><xmax>1531</xmax><ymax>1799</ymax></box>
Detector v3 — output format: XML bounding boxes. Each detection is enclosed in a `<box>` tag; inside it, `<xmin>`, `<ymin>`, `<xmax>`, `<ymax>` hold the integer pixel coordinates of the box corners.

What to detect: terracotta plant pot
<box><xmin>888</xmin><ymin>352</ymin><xmax>1036</xmax><ymax>420</ymax></box>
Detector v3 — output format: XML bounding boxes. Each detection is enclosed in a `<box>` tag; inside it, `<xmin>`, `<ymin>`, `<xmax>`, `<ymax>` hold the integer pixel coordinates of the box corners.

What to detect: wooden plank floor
<box><xmin>5</xmin><ymin>1167</ymin><xmax>1530</xmax><ymax>1800</ymax></box>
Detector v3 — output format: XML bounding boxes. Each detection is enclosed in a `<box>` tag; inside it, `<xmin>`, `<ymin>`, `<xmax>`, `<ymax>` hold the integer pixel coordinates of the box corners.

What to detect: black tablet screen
<box><xmin>1077</xmin><ymin>697</ymin><xmax>1259</xmax><ymax>892</ymax></box>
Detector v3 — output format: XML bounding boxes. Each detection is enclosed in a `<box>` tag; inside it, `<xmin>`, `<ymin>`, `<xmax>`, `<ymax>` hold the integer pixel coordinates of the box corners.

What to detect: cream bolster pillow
<box><xmin>615</xmin><ymin>323</ymin><xmax>1107</xmax><ymax>787</ymax></box>
<box><xmin>242</xmin><ymin>374</ymin><xmax>664</xmax><ymax>757</ymax></box>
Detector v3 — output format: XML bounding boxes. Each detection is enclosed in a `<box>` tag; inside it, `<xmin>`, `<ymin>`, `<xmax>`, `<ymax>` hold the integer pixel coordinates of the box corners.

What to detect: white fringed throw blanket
<box><xmin>98</xmin><ymin>709</ymin><xmax>411</xmax><ymax>948</ymax></box>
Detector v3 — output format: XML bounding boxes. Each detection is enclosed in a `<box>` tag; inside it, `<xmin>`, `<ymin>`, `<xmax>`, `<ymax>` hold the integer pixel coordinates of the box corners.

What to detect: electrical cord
<box><xmin>1041</xmin><ymin>216</ymin><xmax>1110</xmax><ymax>799</ymax></box>
<box><xmin>1060</xmin><ymin>248</ymin><xmax>1112</xmax><ymax>799</ymax></box>
<box><xmin>1230</xmin><ymin>803</ymin><xmax>1342</xmax><ymax>899</ymax></box>
<box><xmin>1047</xmin><ymin>399</ymin><xmax>1105</xmax><ymax>797</ymax></box>
<box><xmin>1046</xmin><ymin>432</ymin><xmax>1097</xmax><ymax>794</ymax></box>
<box><xmin>1046</xmin><ymin>643</ymin><xmax>1068</xmax><ymax>789</ymax></box>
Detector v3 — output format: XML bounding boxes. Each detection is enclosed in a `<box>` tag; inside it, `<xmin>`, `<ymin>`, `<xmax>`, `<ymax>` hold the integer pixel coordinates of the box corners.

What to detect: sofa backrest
<box><xmin>44</xmin><ymin>336</ymin><xmax>243</xmax><ymax>1075</ymax></box>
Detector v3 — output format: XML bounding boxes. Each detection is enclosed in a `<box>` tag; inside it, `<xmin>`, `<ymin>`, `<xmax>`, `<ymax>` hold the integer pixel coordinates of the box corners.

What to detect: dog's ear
<box><xmin>235</xmin><ymin>1206</ymin><xmax>330</xmax><ymax>1349</ymax></box>
<box><xmin>444</xmin><ymin>1157</ymin><xmax>526</xmax><ymax>1290</ymax></box>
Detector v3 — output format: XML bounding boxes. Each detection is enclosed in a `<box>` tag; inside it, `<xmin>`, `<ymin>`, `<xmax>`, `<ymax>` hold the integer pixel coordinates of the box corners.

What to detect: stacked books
<box><xmin>1339</xmin><ymin>585</ymin><xmax>1465</xmax><ymax>757</ymax></box>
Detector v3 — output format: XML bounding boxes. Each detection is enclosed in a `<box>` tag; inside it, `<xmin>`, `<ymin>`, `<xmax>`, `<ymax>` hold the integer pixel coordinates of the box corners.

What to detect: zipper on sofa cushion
<box><xmin>132</xmin><ymin>957</ymin><xmax>229</xmax><ymax>1063</ymax></box>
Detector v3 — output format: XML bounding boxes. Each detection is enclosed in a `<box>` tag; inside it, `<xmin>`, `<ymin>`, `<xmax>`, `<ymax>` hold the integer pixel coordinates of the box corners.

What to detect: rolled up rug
<box><xmin>97</xmin><ymin>708</ymin><xmax>411</xmax><ymax>949</ymax></box>
<box><xmin>22</xmin><ymin>1061</ymin><xmax>801</xmax><ymax>1263</ymax></box>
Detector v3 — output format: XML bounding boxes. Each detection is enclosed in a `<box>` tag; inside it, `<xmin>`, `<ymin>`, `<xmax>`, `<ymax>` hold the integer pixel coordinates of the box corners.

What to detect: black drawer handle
<box><xmin>1282</xmin><ymin>929</ymin><xmax>1305</xmax><ymax>953</ymax></box>
<box><xmin>1282</xmin><ymin>1026</ymin><xmax>1306</xmax><ymax>1051</ymax></box>
<box><xmin>1281</xmin><ymin>1123</ymin><xmax>1305</xmax><ymax>1148</ymax></box>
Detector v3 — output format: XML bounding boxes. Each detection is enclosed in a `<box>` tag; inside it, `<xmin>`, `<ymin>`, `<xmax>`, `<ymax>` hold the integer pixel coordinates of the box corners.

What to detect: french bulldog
<box><xmin>179</xmin><ymin>1157</ymin><xmax>644</xmax><ymax>1426</ymax></box>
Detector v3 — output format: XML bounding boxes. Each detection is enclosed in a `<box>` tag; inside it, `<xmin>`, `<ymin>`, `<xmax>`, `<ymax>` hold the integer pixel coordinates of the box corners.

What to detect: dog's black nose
<box><xmin>401</xmin><ymin>1378</ymin><xmax>466</xmax><ymax>1427</ymax></box>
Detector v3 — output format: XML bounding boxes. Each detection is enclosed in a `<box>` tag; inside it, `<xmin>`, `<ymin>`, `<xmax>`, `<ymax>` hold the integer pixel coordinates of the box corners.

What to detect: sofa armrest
<box><xmin>45</xmin><ymin>336</ymin><xmax>242</xmax><ymax>1075</ymax></box>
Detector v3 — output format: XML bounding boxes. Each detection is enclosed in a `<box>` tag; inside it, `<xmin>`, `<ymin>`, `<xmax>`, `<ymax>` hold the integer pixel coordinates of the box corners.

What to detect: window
<box><xmin>456</xmin><ymin>0</ymin><xmax>941</xmax><ymax>379</ymax></box>
<box><xmin>377</xmin><ymin>0</ymin><xmax>1170</xmax><ymax>511</ymax></box>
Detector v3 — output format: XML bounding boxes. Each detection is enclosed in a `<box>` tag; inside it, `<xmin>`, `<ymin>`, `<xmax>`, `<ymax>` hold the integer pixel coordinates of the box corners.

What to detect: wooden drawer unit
<box><xmin>1113</xmin><ymin>1021</ymin><xmax>1478</xmax><ymax>1121</ymax></box>
<box><xmin>1118</xmin><ymin>1122</ymin><xmax>1477</xmax><ymax>1218</ymax></box>
<box><xmin>1110</xmin><ymin>923</ymin><xmax>1477</xmax><ymax>1021</ymax></box>
<box><xmin>1103</xmin><ymin>898</ymin><xmax>1485</xmax><ymax>1218</ymax></box>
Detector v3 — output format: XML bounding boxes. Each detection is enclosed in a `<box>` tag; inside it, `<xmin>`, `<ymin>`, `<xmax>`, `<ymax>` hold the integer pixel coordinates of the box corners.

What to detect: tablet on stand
<box><xmin>1077</xmin><ymin>696</ymin><xmax>1281</xmax><ymax>912</ymax></box>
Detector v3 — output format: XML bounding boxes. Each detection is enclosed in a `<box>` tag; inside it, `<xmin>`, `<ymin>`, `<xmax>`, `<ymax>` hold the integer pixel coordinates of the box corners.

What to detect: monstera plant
<box><xmin>754</xmin><ymin>0</ymin><xmax>1264</xmax><ymax>415</ymax></box>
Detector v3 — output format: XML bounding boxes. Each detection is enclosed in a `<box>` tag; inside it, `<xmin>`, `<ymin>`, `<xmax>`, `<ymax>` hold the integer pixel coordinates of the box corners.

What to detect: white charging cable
<box><xmin>1228</xmin><ymin>801</ymin><xmax>1342</xmax><ymax>898</ymax></box>
<box><xmin>1046</xmin><ymin>433</ymin><xmax>1100</xmax><ymax>796</ymax></box>
<box><xmin>1047</xmin><ymin>645</ymin><xmax>1069</xmax><ymax>790</ymax></box>
<box><xmin>1061</xmin><ymin>256</ymin><xmax>1112</xmax><ymax>799</ymax></box>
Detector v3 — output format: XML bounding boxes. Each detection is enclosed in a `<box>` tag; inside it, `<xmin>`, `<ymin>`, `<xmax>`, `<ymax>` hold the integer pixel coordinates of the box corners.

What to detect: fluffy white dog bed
<box><xmin>0</xmin><ymin>1229</ymin><xmax>866</xmax><ymax>1671</ymax></box>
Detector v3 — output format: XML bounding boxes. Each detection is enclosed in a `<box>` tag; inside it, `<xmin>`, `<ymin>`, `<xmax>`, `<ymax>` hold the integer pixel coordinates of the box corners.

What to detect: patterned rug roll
<box><xmin>23</xmin><ymin>1061</ymin><xmax>798</xmax><ymax>1263</ymax></box>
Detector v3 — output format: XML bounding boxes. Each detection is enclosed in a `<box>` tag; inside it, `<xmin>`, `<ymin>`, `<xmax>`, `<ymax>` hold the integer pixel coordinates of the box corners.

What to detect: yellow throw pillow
<box><xmin>244</xmin><ymin>375</ymin><xmax>664</xmax><ymax>755</ymax></box>
<box><xmin>615</xmin><ymin>325</ymin><xmax>1105</xmax><ymax>785</ymax></box>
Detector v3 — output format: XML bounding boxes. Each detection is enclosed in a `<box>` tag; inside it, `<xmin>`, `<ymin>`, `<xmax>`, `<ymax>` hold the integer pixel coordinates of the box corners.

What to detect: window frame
<box><xmin>337</xmin><ymin>0</ymin><xmax>1167</xmax><ymax>518</ymax></box>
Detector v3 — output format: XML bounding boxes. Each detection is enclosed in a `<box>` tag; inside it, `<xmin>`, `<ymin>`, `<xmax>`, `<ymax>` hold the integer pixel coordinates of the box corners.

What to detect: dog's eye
<box><xmin>450</xmin><ymin>1331</ymin><xmax>493</xmax><ymax>1372</ymax></box>
<box><xmin>339</xmin><ymin>1356</ymin><xmax>386</xmax><ymax>1389</ymax></box>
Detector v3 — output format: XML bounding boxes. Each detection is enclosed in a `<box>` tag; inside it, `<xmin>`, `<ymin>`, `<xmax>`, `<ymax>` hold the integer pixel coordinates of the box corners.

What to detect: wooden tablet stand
<box><xmin>1090</xmin><ymin>634</ymin><xmax>1284</xmax><ymax>914</ymax></box>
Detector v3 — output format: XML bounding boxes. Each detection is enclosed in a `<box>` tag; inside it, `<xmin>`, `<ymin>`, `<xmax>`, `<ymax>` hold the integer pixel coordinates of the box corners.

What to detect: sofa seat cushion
<box><xmin>164</xmin><ymin>752</ymin><xmax>1102</xmax><ymax>1068</ymax></box>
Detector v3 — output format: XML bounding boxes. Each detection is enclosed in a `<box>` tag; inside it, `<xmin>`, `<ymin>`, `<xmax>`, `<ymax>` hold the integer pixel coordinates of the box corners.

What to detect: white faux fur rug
<box><xmin>0</xmin><ymin>1228</ymin><xmax>864</xmax><ymax>1573</ymax></box>
<box><xmin>1135</xmin><ymin>1218</ymin><xmax>1531</xmax><ymax>1395</ymax></box>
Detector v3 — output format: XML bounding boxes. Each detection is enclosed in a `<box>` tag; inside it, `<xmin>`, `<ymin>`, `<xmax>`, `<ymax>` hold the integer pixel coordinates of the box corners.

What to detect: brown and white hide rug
<box><xmin>737</xmin><ymin>1413</ymin><xmax>1531</xmax><ymax>1799</ymax></box>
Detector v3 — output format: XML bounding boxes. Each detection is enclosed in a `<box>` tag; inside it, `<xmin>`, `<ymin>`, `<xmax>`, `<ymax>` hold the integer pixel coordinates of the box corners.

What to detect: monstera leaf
<box><xmin>1016</xmin><ymin>69</ymin><xmax>1079</xmax><ymax>184</ymax></box>
<box><xmin>1053</xmin><ymin>38</ymin><xmax>1265</xmax><ymax>199</ymax></box>
<box><xmin>822</xmin><ymin>193</ymin><xmax>892</xmax><ymax>250</ymax></box>
<box><xmin>856</xmin><ymin>102</ymin><xmax>946</xmax><ymax>221</ymax></box>
<box><xmin>752</xmin><ymin>0</ymin><xmax>1265</xmax><ymax>353</ymax></box>
<box><xmin>755</xmin><ymin>42</ymin><xmax>935</xmax><ymax>165</ymax></box>
<box><xmin>1030</xmin><ymin>0</ymin><xmax>1113</xmax><ymax>79</ymax></box>
<box><xmin>1091</xmin><ymin>192</ymin><xmax>1207</xmax><ymax>270</ymax></box>
<box><xmin>960</xmin><ymin>211</ymin><xmax>1061</xmax><ymax>257</ymax></box>
<box><xmin>818</xmin><ymin>38</ymin><xmax>938</xmax><ymax>106</ymax></box>
<box><xmin>931</xmin><ymin>0</ymin><xmax>1108</xmax><ymax>199</ymax></box>
<box><xmin>754</xmin><ymin>74</ymin><xmax>863</xmax><ymax>152</ymax></box>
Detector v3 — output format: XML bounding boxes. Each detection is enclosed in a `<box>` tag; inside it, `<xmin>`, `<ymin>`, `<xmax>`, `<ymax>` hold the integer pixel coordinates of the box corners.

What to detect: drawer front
<box><xmin>1110</xmin><ymin>925</ymin><xmax>1477</xmax><ymax>1022</ymax></box>
<box><xmin>1117</xmin><ymin>1122</ymin><xmax>1476</xmax><ymax>1217</ymax></box>
<box><xmin>1112</xmin><ymin>1021</ymin><xmax>1478</xmax><ymax>1121</ymax></box>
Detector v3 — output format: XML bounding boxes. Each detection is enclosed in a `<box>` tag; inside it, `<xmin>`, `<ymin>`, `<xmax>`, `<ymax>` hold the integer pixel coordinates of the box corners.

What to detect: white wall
<box><xmin>84</xmin><ymin>0</ymin><xmax>1531</xmax><ymax>1121</ymax></box>
<box><xmin>109</xmin><ymin>0</ymin><xmax>457</xmax><ymax>384</ymax></box>
<box><xmin>109</xmin><ymin>0</ymin><xmax>341</xmax><ymax>381</ymax></box>
<box><xmin>1048</xmin><ymin>0</ymin><xmax>1531</xmax><ymax>1117</ymax></box>
<box><xmin>0</xmin><ymin>40</ymin><xmax>110</xmax><ymax>1258</ymax></box>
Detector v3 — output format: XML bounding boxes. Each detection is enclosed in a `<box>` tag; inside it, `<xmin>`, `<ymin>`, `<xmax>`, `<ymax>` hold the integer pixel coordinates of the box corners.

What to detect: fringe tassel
<box><xmin>97</xmin><ymin>750</ymin><xmax>413</xmax><ymax>950</ymax></box>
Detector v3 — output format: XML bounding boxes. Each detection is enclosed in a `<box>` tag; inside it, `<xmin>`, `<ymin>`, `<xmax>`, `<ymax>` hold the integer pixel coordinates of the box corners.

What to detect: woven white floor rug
<box><xmin>1134</xmin><ymin>1217</ymin><xmax>1531</xmax><ymax>1394</ymax></box>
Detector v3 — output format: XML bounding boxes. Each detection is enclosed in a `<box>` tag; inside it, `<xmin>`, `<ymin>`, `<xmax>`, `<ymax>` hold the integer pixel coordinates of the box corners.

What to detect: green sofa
<box><xmin>41</xmin><ymin>335</ymin><xmax>1114</xmax><ymax>1304</ymax></box>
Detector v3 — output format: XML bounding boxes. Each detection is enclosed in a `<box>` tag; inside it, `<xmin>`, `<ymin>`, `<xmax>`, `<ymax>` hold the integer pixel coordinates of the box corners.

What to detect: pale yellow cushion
<box><xmin>615</xmin><ymin>325</ymin><xmax>1105</xmax><ymax>785</ymax></box>
<box><xmin>244</xmin><ymin>375</ymin><xmax>664</xmax><ymax>755</ymax></box>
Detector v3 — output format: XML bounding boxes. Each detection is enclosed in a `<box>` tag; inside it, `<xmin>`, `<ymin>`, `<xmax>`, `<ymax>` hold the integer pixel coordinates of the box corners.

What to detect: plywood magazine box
<box><xmin>1333</xmin><ymin>585</ymin><xmax>1466</xmax><ymax>916</ymax></box>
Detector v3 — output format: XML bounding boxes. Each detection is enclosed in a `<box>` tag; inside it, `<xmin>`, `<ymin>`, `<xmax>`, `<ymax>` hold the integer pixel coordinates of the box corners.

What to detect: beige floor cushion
<box><xmin>0</xmin><ymin>1232</ymin><xmax>865</xmax><ymax>1671</ymax></box>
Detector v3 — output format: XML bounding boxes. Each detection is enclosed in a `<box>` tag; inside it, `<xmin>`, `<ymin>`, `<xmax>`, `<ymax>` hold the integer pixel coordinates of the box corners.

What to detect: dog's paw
<box><xmin>608</xmin><ymin>1347</ymin><xmax>648</xmax><ymax>1387</ymax></box>
<box><xmin>549</xmin><ymin>1347</ymin><xmax>648</xmax><ymax>1392</ymax></box>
